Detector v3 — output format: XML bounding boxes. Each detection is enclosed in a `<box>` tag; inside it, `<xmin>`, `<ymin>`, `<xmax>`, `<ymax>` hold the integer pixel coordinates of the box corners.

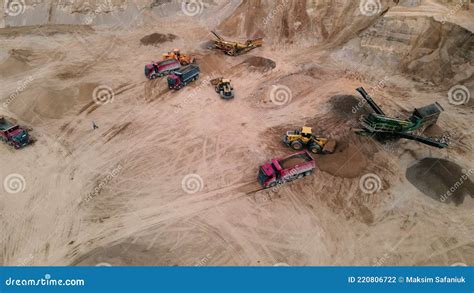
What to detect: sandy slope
<box><xmin>0</xmin><ymin>0</ymin><xmax>473</xmax><ymax>266</ymax></box>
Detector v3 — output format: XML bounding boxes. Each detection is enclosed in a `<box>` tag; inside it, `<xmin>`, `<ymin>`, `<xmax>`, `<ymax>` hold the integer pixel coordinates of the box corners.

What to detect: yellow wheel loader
<box><xmin>283</xmin><ymin>127</ymin><xmax>336</xmax><ymax>154</ymax></box>
<box><xmin>210</xmin><ymin>77</ymin><xmax>234</xmax><ymax>99</ymax></box>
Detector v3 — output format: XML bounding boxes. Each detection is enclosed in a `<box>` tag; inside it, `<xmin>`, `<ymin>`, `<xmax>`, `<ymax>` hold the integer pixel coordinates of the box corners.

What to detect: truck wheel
<box><xmin>308</xmin><ymin>142</ymin><xmax>322</xmax><ymax>154</ymax></box>
<box><xmin>291</xmin><ymin>141</ymin><xmax>303</xmax><ymax>150</ymax></box>
<box><xmin>304</xmin><ymin>171</ymin><xmax>311</xmax><ymax>177</ymax></box>
<box><xmin>269</xmin><ymin>182</ymin><xmax>277</xmax><ymax>188</ymax></box>
<box><xmin>150</xmin><ymin>73</ymin><xmax>157</xmax><ymax>80</ymax></box>
<box><xmin>297</xmin><ymin>174</ymin><xmax>304</xmax><ymax>179</ymax></box>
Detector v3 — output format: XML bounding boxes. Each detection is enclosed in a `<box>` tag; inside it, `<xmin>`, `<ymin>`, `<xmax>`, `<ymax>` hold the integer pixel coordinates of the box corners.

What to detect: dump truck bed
<box><xmin>278</xmin><ymin>151</ymin><xmax>314</xmax><ymax>170</ymax></box>
<box><xmin>0</xmin><ymin>117</ymin><xmax>14</xmax><ymax>131</ymax></box>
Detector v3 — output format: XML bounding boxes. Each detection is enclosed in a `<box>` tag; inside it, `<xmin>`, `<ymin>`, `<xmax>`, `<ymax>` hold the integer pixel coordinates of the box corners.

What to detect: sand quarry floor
<box><xmin>0</xmin><ymin>17</ymin><xmax>473</xmax><ymax>266</ymax></box>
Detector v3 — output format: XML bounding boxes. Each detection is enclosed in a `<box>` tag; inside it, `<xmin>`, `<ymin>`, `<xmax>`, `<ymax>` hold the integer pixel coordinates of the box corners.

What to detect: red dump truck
<box><xmin>257</xmin><ymin>150</ymin><xmax>316</xmax><ymax>188</ymax></box>
<box><xmin>0</xmin><ymin>117</ymin><xmax>31</xmax><ymax>149</ymax></box>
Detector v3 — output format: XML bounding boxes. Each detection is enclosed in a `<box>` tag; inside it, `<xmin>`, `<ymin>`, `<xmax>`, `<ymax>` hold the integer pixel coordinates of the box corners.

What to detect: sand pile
<box><xmin>197</xmin><ymin>52</ymin><xmax>232</xmax><ymax>74</ymax></box>
<box><xmin>406</xmin><ymin>158</ymin><xmax>474</xmax><ymax>205</ymax></box>
<box><xmin>218</xmin><ymin>0</ymin><xmax>394</xmax><ymax>44</ymax></box>
<box><xmin>330</xmin><ymin>95</ymin><xmax>363</xmax><ymax>116</ymax></box>
<box><xmin>281</xmin><ymin>156</ymin><xmax>307</xmax><ymax>169</ymax></box>
<box><xmin>328</xmin><ymin>94</ymin><xmax>373</xmax><ymax>128</ymax></box>
<box><xmin>140</xmin><ymin>33</ymin><xmax>177</xmax><ymax>46</ymax></box>
<box><xmin>316</xmin><ymin>135</ymin><xmax>370</xmax><ymax>178</ymax></box>
<box><xmin>336</xmin><ymin>15</ymin><xmax>474</xmax><ymax>85</ymax></box>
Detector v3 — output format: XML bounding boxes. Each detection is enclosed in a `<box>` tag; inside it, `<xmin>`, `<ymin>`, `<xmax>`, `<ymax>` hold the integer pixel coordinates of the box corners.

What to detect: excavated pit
<box><xmin>241</xmin><ymin>56</ymin><xmax>276</xmax><ymax>72</ymax></box>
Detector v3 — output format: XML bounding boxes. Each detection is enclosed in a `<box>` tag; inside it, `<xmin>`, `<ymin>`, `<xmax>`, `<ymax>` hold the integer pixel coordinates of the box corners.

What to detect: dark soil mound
<box><xmin>242</xmin><ymin>56</ymin><xmax>276</xmax><ymax>72</ymax></box>
<box><xmin>406</xmin><ymin>158</ymin><xmax>474</xmax><ymax>205</ymax></box>
<box><xmin>140</xmin><ymin>33</ymin><xmax>177</xmax><ymax>46</ymax></box>
<box><xmin>329</xmin><ymin>94</ymin><xmax>371</xmax><ymax>118</ymax></box>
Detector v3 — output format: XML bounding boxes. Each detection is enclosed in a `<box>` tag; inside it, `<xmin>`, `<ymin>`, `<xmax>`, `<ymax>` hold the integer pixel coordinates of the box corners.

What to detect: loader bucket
<box><xmin>210</xmin><ymin>78</ymin><xmax>222</xmax><ymax>86</ymax></box>
<box><xmin>322</xmin><ymin>140</ymin><xmax>337</xmax><ymax>154</ymax></box>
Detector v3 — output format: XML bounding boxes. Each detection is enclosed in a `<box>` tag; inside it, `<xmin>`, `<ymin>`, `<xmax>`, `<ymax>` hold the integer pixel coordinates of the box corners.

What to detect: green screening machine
<box><xmin>354</xmin><ymin>87</ymin><xmax>448</xmax><ymax>149</ymax></box>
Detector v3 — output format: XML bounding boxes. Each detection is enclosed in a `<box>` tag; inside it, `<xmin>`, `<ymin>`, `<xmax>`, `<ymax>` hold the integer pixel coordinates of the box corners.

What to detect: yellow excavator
<box><xmin>283</xmin><ymin>126</ymin><xmax>336</xmax><ymax>154</ymax></box>
<box><xmin>210</xmin><ymin>31</ymin><xmax>263</xmax><ymax>56</ymax></box>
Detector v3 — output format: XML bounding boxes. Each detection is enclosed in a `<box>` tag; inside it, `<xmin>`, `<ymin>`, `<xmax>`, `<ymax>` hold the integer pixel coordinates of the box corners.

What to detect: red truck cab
<box><xmin>0</xmin><ymin>118</ymin><xmax>30</xmax><ymax>149</ymax></box>
<box><xmin>144</xmin><ymin>59</ymin><xmax>181</xmax><ymax>80</ymax></box>
<box><xmin>258</xmin><ymin>150</ymin><xmax>316</xmax><ymax>188</ymax></box>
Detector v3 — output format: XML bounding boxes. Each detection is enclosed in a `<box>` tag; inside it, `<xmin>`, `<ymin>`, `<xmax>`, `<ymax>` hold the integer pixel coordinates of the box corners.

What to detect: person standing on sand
<box><xmin>92</xmin><ymin>121</ymin><xmax>99</xmax><ymax>130</ymax></box>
